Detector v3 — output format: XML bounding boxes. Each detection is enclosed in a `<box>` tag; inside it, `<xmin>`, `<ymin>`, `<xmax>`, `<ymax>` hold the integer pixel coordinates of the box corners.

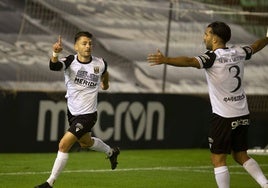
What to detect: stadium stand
<box><xmin>0</xmin><ymin>0</ymin><xmax>267</xmax><ymax>94</ymax></box>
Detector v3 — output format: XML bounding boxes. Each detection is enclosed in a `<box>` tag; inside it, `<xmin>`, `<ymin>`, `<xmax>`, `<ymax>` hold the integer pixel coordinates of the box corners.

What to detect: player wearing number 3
<box><xmin>147</xmin><ymin>21</ymin><xmax>268</xmax><ymax>188</ymax></box>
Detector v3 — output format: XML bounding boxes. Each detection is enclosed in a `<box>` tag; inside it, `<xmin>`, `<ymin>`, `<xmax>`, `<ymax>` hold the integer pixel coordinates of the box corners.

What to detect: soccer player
<box><xmin>147</xmin><ymin>21</ymin><xmax>268</xmax><ymax>188</ymax></box>
<box><xmin>35</xmin><ymin>32</ymin><xmax>120</xmax><ymax>188</ymax></box>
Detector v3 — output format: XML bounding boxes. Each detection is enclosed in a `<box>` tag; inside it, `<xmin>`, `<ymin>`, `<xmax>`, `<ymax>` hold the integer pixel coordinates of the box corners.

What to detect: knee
<box><xmin>211</xmin><ymin>154</ymin><xmax>227</xmax><ymax>167</ymax></box>
<box><xmin>58</xmin><ymin>140</ymin><xmax>71</xmax><ymax>152</ymax></box>
<box><xmin>211</xmin><ymin>159</ymin><xmax>226</xmax><ymax>167</ymax></box>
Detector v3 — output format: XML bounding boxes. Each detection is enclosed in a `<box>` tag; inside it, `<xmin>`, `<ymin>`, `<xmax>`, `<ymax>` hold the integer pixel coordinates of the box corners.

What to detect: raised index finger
<box><xmin>58</xmin><ymin>35</ymin><xmax>62</xmax><ymax>44</ymax></box>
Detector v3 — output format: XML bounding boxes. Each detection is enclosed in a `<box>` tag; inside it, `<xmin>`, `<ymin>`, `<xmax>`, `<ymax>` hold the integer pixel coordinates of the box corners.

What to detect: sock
<box><xmin>47</xmin><ymin>151</ymin><xmax>69</xmax><ymax>186</ymax></box>
<box><xmin>243</xmin><ymin>158</ymin><xmax>268</xmax><ymax>187</ymax></box>
<box><xmin>214</xmin><ymin>166</ymin><xmax>230</xmax><ymax>188</ymax></box>
<box><xmin>89</xmin><ymin>137</ymin><xmax>113</xmax><ymax>156</ymax></box>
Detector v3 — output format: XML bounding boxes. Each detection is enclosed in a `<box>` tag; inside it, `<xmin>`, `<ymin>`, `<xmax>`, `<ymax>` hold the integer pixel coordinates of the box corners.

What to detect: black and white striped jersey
<box><xmin>50</xmin><ymin>54</ymin><xmax>107</xmax><ymax>115</ymax></box>
<box><xmin>196</xmin><ymin>45</ymin><xmax>253</xmax><ymax>118</ymax></box>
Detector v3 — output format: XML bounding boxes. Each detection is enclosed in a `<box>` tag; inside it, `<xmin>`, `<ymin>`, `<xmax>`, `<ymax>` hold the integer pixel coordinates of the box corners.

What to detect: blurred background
<box><xmin>0</xmin><ymin>0</ymin><xmax>267</xmax><ymax>152</ymax></box>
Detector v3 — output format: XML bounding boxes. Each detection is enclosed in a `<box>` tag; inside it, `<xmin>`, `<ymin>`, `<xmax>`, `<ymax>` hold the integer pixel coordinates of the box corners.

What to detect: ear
<box><xmin>74</xmin><ymin>43</ymin><xmax>78</xmax><ymax>51</ymax></box>
<box><xmin>212</xmin><ymin>35</ymin><xmax>217</xmax><ymax>43</ymax></box>
<box><xmin>212</xmin><ymin>35</ymin><xmax>221</xmax><ymax>45</ymax></box>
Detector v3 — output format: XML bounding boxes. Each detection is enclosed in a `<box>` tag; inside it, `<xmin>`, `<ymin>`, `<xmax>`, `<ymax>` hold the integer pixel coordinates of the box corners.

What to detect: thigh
<box><xmin>231</xmin><ymin>115</ymin><xmax>250</xmax><ymax>152</ymax></box>
<box><xmin>232</xmin><ymin>151</ymin><xmax>250</xmax><ymax>165</ymax></box>
<box><xmin>208</xmin><ymin>114</ymin><xmax>232</xmax><ymax>154</ymax></box>
<box><xmin>78</xmin><ymin>133</ymin><xmax>94</xmax><ymax>148</ymax></box>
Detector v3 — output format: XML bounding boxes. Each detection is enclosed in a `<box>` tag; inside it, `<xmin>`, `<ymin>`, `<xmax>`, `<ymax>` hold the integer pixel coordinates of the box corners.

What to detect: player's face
<box><xmin>203</xmin><ymin>27</ymin><xmax>214</xmax><ymax>51</ymax></box>
<box><xmin>74</xmin><ymin>36</ymin><xmax>92</xmax><ymax>58</ymax></box>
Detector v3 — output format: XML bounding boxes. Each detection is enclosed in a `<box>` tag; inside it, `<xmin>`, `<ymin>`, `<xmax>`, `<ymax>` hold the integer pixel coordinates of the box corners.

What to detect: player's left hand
<box><xmin>100</xmin><ymin>71</ymin><xmax>109</xmax><ymax>90</ymax></box>
<box><xmin>100</xmin><ymin>82</ymin><xmax>109</xmax><ymax>90</ymax></box>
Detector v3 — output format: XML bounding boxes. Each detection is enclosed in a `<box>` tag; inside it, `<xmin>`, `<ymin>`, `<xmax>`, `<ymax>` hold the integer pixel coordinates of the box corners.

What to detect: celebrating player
<box><xmin>35</xmin><ymin>32</ymin><xmax>120</xmax><ymax>188</ymax></box>
<box><xmin>147</xmin><ymin>21</ymin><xmax>268</xmax><ymax>188</ymax></box>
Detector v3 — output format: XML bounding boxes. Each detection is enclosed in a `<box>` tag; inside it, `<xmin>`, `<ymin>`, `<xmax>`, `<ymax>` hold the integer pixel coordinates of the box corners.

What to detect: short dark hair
<box><xmin>207</xmin><ymin>21</ymin><xmax>231</xmax><ymax>43</ymax></box>
<box><xmin>74</xmin><ymin>31</ymin><xmax>93</xmax><ymax>43</ymax></box>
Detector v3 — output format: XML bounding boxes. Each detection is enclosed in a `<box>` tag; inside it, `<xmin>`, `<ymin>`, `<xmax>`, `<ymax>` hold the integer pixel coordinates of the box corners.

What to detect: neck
<box><xmin>77</xmin><ymin>55</ymin><xmax>91</xmax><ymax>63</ymax></box>
<box><xmin>213</xmin><ymin>44</ymin><xmax>226</xmax><ymax>51</ymax></box>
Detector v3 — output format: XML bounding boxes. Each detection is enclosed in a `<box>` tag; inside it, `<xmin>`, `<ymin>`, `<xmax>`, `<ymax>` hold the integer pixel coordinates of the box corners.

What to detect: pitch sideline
<box><xmin>1</xmin><ymin>165</ymin><xmax>267</xmax><ymax>176</ymax></box>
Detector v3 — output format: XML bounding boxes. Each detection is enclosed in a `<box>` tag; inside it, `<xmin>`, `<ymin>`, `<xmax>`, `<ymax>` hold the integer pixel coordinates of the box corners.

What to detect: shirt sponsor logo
<box><xmin>74</xmin><ymin>70</ymin><xmax>99</xmax><ymax>88</ymax></box>
<box><xmin>223</xmin><ymin>94</ymin><xmax>245</xmax><ymax>102</ymax></box>
<box><xmin>74</xmin><ymin>77</ymin><xmax>97</xmax><ymax>87</ymax></box>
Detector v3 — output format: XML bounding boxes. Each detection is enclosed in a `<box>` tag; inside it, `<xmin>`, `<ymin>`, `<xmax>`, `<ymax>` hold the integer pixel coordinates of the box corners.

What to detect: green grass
<box><xmin>0</xmin><ymin>149</ymin><xmax>267</xmax><ymax>188</ymax></box>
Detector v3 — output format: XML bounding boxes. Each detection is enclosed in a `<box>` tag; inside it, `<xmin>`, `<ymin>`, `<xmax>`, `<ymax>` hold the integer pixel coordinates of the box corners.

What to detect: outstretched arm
<box><xmin>147</xmin><ymin>49</ymin><xmax>200</xmax><ymax>68</ymax></box>
<box><xmin>250</xmin><ymin>29</ymin><xmax>268</xmax><ymax>54</ymax></box>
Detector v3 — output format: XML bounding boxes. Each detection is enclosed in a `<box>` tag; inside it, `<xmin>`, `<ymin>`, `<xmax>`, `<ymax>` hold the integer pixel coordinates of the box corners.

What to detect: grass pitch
<box><xmin>0</xmin><ymin>149</ymin><xmax>267</xmax><ymax>188</ymax></box>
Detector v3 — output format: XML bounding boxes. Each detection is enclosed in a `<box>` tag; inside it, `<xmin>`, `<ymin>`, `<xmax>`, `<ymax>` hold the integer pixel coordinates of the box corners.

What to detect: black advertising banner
<box><xmin>96</xmin><ymin>93</ymin><xmax>211</xmax><ymax>150</ymax></box>
<box><xmin>0</xmin><ymin>91</ymin><xmax>267</xmax><ymax>152</ymax></box>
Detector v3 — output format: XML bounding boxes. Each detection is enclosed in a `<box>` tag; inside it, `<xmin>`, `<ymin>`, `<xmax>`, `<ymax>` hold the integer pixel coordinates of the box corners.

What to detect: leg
<box><xmin>231</xmin><ymin>116</ymin><xmax>268</xmax><ymax>188</ymax></box>
<box><xmin>35</xmin><ymin>132</ymin><xmax>77</xmax><ymax>188</ymax></box>
<box><xmin>231</xmin><ymin>150</ymin><xmax>249</xmax><ymax>165</ymax></box>
<box><xmin>211</xmin><ymin>153</ymin><xmax>230</xmax><ymax>188</ymax></box>
<box><xmin>78</xmin><ymin>133</ymin><xmax>120</xmax><ymax>170</ymax></box>
<box><xmin>208</xmin><ymin>114</ymin><xmax>232</xmax><ymax>188</ymax></box>
<box><xmin>78</xmin><ymin>133</ymin><xmax>94</xmax><ymax>148</ymax></box>
<box><xmin>47</xmin><ymin>132</ymin><xmax>77</xmax><ymax>186</ymax></box>
<box><xmin>233</xmin><ymin>151</ymin><xmax>268</xmax><ymax>187</ymax></box>
<box><xmin>78</xmin><ymin>133</ymin><xmax>111</xmax><ymax>155</ymax></box>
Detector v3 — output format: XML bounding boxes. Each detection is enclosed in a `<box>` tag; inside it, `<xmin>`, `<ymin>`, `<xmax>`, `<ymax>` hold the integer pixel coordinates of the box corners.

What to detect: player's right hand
<box><xmin>147</xmin><ymin>49</ymin><xmax>166</xmax><ymax>66</ymax></box>
<box><xmin>53</xmin><ymin>35</ymin><xmax>63</xmax><ymax>53</ymax></box>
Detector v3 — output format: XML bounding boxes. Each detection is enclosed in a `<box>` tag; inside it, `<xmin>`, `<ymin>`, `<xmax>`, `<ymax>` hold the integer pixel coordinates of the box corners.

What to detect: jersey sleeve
<box><xmin>195</xmin><ymin>51</ymin><xmax>216</xmax><ymax>69</ymax></box>
<box><xmin>63</xmin><ymin>55</ymin><xmax>75</xmax><ymax>69</ymax></box>
<box><xmin>49</xmin><ymin>60</ymin><xmax>63</xmax><ymax>71</ymax></box>
<box><xmin>242</xmin><ymin>46</ymin><xmax>253</xmax><ymax>60</ymax></box>
<box><xmin>102</xmin><ymin>59</ymin><xmax>108</xmax><ymax>75</ymax></box>
<box><xmin>49</xmin><ymin>55</ymin><xmax>74</xmax><ymax>71</ymax></box>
